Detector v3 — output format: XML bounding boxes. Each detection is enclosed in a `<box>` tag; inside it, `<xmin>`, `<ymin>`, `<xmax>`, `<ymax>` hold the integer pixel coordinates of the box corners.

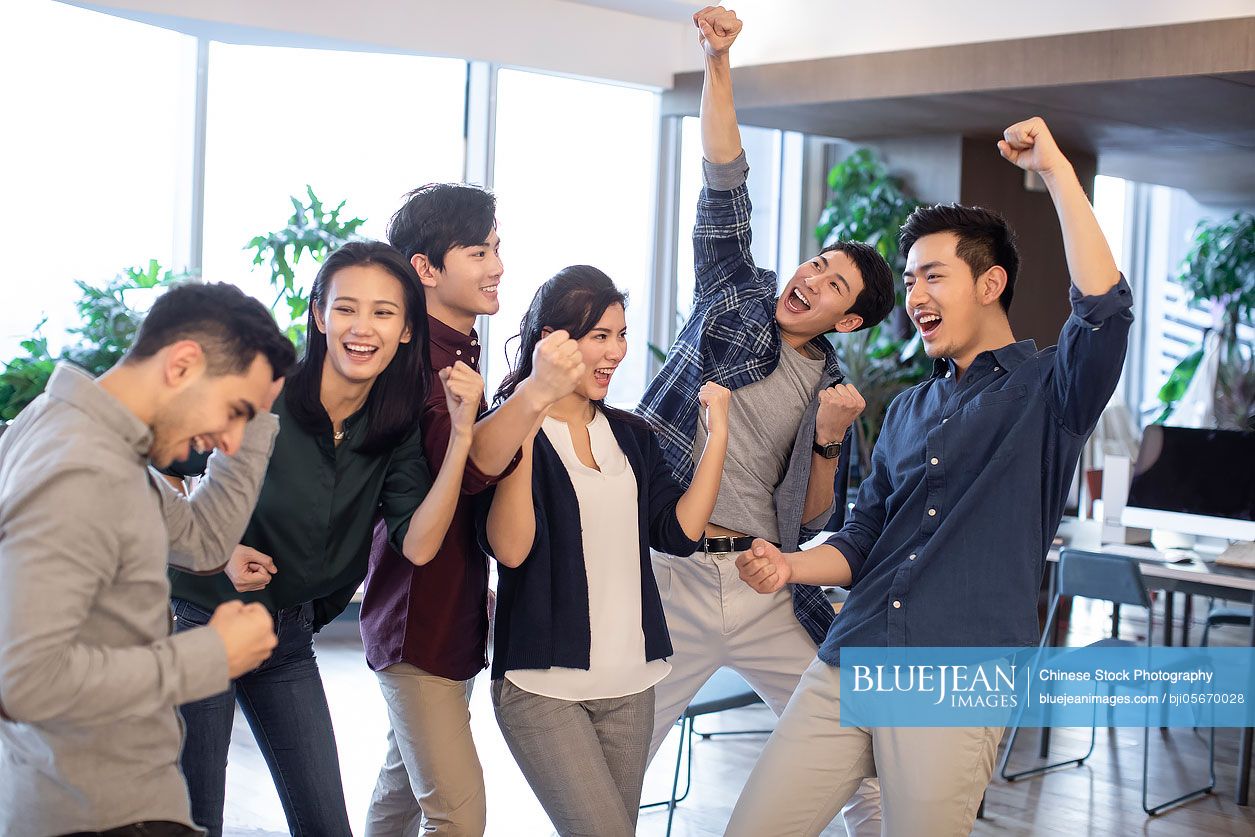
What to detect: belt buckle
<box><xmin>704</xmin><ymin>536</ymin><xmax>734</xmax><ymax>555</ymax></box>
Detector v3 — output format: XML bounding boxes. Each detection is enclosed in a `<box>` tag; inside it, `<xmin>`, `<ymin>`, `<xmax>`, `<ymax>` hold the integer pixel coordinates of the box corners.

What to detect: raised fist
<box><xmin>694</xmin><ymin>5</ymin><xmax>742</xmax><ymax>58</ymax></box>
<box><xmin>440</xmin><ymin>361</ymin><xmax>485</xmax><ymax>435</ymax></box>
<box><xmin>815</xmin><ymin>383</ymin><xmax>865</xmax><ymax>446</ymax></box>
<box><xmin>998</xmin><ymin>117</ymin><xmax>1069</xmax><ymax>176</ymax></box>
<box><xmin>528</xmin><ymin>329</ymin><xmax>585</xmax><ymax>404</ymax></box>
<box><xmin>698</xmin><ymin>380</ymin><xmax>732</xmax><ymax>435</ymax></box>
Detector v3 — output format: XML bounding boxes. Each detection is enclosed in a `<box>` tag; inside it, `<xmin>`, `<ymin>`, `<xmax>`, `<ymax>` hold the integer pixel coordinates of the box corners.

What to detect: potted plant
<box><xmin>1156</xmin><ymin>211</ymin><xmax>1254</xmax><ymax>430</ymax></box>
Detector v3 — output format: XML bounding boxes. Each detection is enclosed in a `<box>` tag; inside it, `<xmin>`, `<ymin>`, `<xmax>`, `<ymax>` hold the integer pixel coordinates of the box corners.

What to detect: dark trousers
<box><xmin>172</xmin><ymin>599</ymin><xmax>352</xmax><ymax>837</ymax></box>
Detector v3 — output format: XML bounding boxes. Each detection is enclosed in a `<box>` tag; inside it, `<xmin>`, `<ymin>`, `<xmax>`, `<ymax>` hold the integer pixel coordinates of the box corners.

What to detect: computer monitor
<box><xmin>1121</xmin><ymin>425</ymin><xmax>1255</xmax><ymax>542</ymax></box>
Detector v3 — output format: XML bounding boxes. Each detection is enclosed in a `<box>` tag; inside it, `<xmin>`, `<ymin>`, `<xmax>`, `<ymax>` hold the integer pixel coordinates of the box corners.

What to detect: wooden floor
<box><xmin>220</xmin><ymin>598</ymin><xmax>1255</xmax><ymax>836</ymax></box>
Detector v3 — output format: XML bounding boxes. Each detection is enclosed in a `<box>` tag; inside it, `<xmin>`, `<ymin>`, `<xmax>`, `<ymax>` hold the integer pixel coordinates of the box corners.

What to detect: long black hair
<box><xmin>495</xmin><ymin>264</ymin><xmax>648</xmax><ymax>428</ymax></box>
<box><xmin>285</xmin><ymin>240</ymin><xmax>431</xmax><ymax>454</ymax></box>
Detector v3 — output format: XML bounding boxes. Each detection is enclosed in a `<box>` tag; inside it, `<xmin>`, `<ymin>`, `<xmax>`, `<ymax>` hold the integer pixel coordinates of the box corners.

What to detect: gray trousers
<box><xmin>491</xmin><ymin>678</ymin><xmax>654</xmax><ymax>837</ymax></box>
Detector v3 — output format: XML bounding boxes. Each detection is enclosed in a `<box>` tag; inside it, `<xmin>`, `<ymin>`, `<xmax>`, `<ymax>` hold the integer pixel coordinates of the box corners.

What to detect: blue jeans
<box><xmin>172</xmin><ymin>599</ymin><xmax>352</xmax><ymax>837</ymax></box>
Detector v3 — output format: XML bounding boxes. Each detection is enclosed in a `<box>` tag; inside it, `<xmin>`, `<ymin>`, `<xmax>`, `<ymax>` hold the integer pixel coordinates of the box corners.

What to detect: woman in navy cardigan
<box><xmin>477</xmin><ymin>265</ymin><xmax>729</xmax><ymax>837</ymax></box>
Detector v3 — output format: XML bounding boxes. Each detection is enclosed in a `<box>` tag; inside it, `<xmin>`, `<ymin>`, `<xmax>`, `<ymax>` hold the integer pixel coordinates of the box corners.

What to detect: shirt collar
<box><xmin>931</xmin><ymin>339</ymin><xmax>1037</xmax><ymax>379</ymax></box>
<box><xmin>427</xmin><ymin>314</ymin><xmax>481</xmax><ymax>369</ymax></box>
<box><xmin>46</xmin><ymin>363</ymin><xmax>153</xmax><ymax>458</ymax></box>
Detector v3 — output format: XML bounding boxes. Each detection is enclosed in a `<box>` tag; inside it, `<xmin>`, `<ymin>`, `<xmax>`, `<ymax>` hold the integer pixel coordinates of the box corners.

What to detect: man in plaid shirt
<box><xmin>636</xmin><ymin>7</ymin><xmax>895</xmax><ymax>833</ymax></box>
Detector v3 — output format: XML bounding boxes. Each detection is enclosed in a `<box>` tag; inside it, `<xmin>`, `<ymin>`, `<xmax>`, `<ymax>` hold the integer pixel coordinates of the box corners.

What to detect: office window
<box><xmin>0</xmin><ymin>0</ymin><xmax>195</xmax><ymax>359</ymax></box>
<box><xmin>201</xmin><ymin>44</ymin><xmax>466</xmax><ymax>311</ymax></box>
<box><xmin>673</xmin><ymin>117</ymin><xmax>783</xmax><ymax>323</ymax></box>
<box><xmin>489</xmin><ymin>69</ymin><xmax>659</xmax><ymax>407</ymax></box>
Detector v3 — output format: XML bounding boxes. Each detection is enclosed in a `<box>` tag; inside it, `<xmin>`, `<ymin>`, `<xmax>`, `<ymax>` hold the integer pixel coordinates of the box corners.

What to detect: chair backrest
<box><xmin>1057</xmin><ymin>548</ymin><xmax>1151</xmax><ymax>609</ymax></box>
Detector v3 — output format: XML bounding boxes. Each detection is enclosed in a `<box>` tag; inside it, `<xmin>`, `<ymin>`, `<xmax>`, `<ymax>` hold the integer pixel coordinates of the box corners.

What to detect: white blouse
<box><xmin>506</xmin><ymin>410</ymin><xmax>672</xmax><ymax>701</ymax></box>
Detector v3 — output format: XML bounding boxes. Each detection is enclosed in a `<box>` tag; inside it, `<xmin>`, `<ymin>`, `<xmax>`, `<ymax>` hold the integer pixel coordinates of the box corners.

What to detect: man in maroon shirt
<box><xmin>360</xmin><ymin>183</ymin><xmax>583</xmax><ymax>836</ymax></box>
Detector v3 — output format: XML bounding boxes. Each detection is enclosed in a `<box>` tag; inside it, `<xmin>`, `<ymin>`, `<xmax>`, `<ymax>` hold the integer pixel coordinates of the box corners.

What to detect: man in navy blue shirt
<box><xmin>728</xmin><ymin>115</ymin><xmax>1133</xmax><ymax>836</ymax></box>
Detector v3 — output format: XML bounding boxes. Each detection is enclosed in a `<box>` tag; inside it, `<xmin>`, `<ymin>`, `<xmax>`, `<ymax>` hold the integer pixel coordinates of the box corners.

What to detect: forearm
<box><xmin>787</xmin><ymin>543</ymin><xmax>853</xmax><ymax>587</ymax></box>
<box><xmin>701</xmin><ymin>54</ymin><xmax>742</xmax><ymax>165</ymax></box>
<box><xmin>1042</xmin><ymin>163</ymin><xmax>1120</xmax><ymax>297</ymax></box>
<box><xmin>801</xmin><ymin>453</ymin><xmax>839</xmax><ymax>525</ymax></box>
<box><xmin>469</xmin><ymin>380</ymin><xmax>547</xmax><ymax>476</ymax></box>
<box><xmin>675</xmin><ymin>429</ymin><xmax>728</xmax><ymax>540</ymax></box>
<box><xmin>165</xmin><ymin>412</ymin><xmax>280</xmax><ymax>573</ymax></box>
<box><xmin>401</xmin><ymin>432</ymin><xmax>471</xmax><ymax>566</ymax></box>
<box><xmin>486</xmin><ymin>452</ymin><xmax>536</xmax><ymax>567</ymax></box>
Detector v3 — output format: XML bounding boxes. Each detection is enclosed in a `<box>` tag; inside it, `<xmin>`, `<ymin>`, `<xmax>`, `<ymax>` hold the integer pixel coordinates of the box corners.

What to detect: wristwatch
<box><xmin>813</xmin><ymin>439</ymin><xmax>843</xmax><ymax>459</ymax></box>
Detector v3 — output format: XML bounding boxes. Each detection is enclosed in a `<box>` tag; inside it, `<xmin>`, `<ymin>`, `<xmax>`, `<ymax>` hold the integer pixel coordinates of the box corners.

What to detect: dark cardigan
<box><xmin>476</xmin><ymin>407</ymin><xmax>700</xmax><ymax>680</ymax></box>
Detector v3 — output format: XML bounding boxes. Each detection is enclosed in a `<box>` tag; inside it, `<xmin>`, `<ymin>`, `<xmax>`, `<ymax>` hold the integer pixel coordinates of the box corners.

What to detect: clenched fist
<box><xmin>694</xmin><ymin>5</ymin><xmax>742</xmax><ymax>58</ymax></box>
<box><xmin>735</xmin><ymin>538</ymin><xmax>791</xmax><ymax>594</ymax></box>
<box><xmin>528</xmin><ymin>329</ymin><xmax>585</xmax><ymax>404</ymax></box>
<box><xmin>440</xmin><ymin>361</ymin><xmax>485</xmax><ymax>437</ymax></box>
<box><xmin>815</xmin><ymin>383</ymin><xmax>865</xmax><ymax>446</ymax></box>
<box><xmin>225</xmin><ymin>544</ymin><xmax>277</xmax><ymax>593</ymax></box>
<box><xmin>698</xmin><ymin>380</ymin><xmax>732</xmax><ymax>435</ymax></box>
<box><xmin>208</xmin><ymin>601</ymin><xmax>278</xmax><ymax>679</ymax></box>
<box><xmin>998</xmin><ymin>117</ymin><xmax>1069</xmax><ymax>177</ymax></box>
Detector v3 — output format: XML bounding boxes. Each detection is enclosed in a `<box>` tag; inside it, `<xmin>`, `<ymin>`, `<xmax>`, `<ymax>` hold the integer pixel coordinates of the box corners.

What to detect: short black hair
<box><xmin>819</xmin><ymin>240</ymin><xmax>894</xmax><ymax>332</ymax></box>
<box><xmin>386</xmin><ymin>182</ymin><xmax>496</xmax><ymax>271</ymax></box>
<box><xmin>126</xmin><ymin>282</ymin><xmax>295</xmax><ymax>380</ymax></box>
<box><xmin>898</xmin><ymin>204</ymin><xmax>1020</xmax><ymax>312</ymax></box>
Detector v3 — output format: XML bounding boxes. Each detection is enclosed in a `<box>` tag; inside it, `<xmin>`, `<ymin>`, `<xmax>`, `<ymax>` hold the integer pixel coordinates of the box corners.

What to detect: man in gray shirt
<box><xmin>0</xmin><ymin>282</ymin><xmax>296</xmax><ymax>836</ymax></box>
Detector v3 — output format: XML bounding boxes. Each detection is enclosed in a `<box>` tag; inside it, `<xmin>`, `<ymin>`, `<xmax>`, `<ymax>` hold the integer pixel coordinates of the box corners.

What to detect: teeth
<box><xmin>792</xmin><ymin>288</ymin><xmax>811</xmax><ymax>310</ymax></box>
<box><xmin>918</xmin><ymin>314</ymin><xmax>940</xmax><ymax>325</ymax></box>
<box><xmin>346</xmin><ymin>343</ymin><xmax>377</xmax><ymax>352</ymax></box>
<box><xmin>480</xmin><ymin>285</ymin><xmax>499</xmax><ymax>292</ymax></box>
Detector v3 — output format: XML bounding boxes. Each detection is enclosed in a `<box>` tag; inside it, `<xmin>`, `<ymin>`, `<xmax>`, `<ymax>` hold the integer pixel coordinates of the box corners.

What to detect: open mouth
<box><xmin>783</xmin><ymin>286</ymin><xmax>812</xmax><ymax>314</ymax></box>
<box><xmin>344</xmin><ymin>342</ymin><xmax>380</xmax><ymax>362</ymax></box>
<box><xmin>915</xmin><ymin>312</ymin><xmax>942</xmax><ymax>339</ymax></box>
<box><xmin>593</xmin><ymin>366</ymin><xmax>616</xmax><ymax>387</ymax></box>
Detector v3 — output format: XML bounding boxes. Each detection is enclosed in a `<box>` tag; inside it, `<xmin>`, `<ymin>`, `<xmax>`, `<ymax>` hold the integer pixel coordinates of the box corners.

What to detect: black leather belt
<box><xmin>702</xmin><ymin>535</ymin><xmax>776</xmax><ymax>554</ymax></box>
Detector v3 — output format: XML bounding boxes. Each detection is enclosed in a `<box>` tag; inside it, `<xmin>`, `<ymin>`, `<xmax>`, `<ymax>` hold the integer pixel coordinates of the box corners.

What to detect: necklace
<box><xmin>334</xmin><ymin>428</ymin><xmax>346</xmax><ymax>442</ymax></box>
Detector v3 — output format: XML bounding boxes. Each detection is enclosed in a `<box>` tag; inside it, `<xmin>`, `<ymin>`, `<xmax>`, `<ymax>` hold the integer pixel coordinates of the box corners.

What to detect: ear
<box><xmin>978</xmin><ymin>265</ymin><xmax>1008</xmax><ymax>308</ymax></box>
<box><xmin>399</xmin><ymin>322</ymin><xmax>413</xmax><ymax>344</ymax></box>
<box><xmin>540</xmin><ymin>327</ymin><xmax>554</xmax><ymax>339</ymax></box>
<box><xmin>163</xmin><ymin>339</ymin><xmax>205</xmax><ymax>388</ymax></box>
<box><xmin>411</xmin><ymin>253</ymin><xmax>440</xmax><ymax>289</ymax></box>
<box><xmin>831</xmin><ymin>313</ymin><xmax>864</xmax><ymax>334</ymax></box>
<box><xmin>312</xmin><ymin>299</ymin><xmax>328</xmax><ymax>335</ymax></box>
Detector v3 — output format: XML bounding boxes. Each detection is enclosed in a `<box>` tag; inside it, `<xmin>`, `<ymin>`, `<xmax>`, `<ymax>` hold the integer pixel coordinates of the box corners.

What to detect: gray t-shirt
<box><xmin>694</xmin><ymin>342</ymin><xmax>826</xmax><ymax>543</ymax></box>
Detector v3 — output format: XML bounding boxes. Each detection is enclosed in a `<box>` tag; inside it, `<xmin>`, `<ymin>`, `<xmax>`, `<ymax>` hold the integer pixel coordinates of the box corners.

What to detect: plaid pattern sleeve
<box><xmin>637</xmin><ymin>181</ymin><xmax>783</xmax><ymax>487</ymax></box>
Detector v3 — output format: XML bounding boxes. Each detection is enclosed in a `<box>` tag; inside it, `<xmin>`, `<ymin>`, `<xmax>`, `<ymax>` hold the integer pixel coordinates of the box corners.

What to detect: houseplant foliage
<box><xmin>817</xmin><ymin>147</ymin><xmax>930</xmax><ymax>478</ymax></box>
<box><xmin>1156</xmin><ymin>211</ymin><xmax>1254</xmax><ymax>430</ymax></box>
<box><xmin>0</xmin><ymin>261</ymin><xmax>189</xmax><ymax>420</ymax></box>
<box><xmin>247</xmin><ymin>185</ymin><xmax>365</xmax><ymax>349</ymax></box>
<box><xmin>1</xmin><ymin>188</ymin><xmax>364</xmax><ymax>420</ymax></box>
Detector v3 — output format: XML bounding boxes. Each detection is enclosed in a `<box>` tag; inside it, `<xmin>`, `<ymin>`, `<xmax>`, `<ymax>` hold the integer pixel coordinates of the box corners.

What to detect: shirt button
<box><xmin>1091</xmin><ymin>326</ymin><xmax>1101</xmax><ymax>332</ymax></box>
<box><xmin>994</xmin><ymin>366</ymin><xmax>1000</xmax><ymax>372</ymax></box>
<box><xmin>893</xmin><ymin>600</ymin><xmax>902</xmax><ymax>609</ymax></box>
<box><xmin>471</xmin><ymin>339</ymin><xmax>478</xmax><ymax>346</ymax></box>
<box><xmin>928</xmin><ymin>508</ymin><xmax>937</xmax><ymax>517</ymax></box>
<box><xmin>945</xmin><ymin>371</ymin><xmax>952</xmax><ymax>378</ymax></box>
<box><xmin>942</xmin><ymin>418</ymin><xmax>949</xmax><ymax>424</ymax></box>
<box><xmin>456</xmin><ymin>349</ymin><xmax>462</xmax><ymax>356</ymax></box>
<box><xmin>930</xmin><ymin>457</ymin><xmax>939</xmax><ymax>465</ymax></box>
<box><xmin>909</xmin><ymin>553</ymin><xmax>917</xmax><ymax>560</ymax></box>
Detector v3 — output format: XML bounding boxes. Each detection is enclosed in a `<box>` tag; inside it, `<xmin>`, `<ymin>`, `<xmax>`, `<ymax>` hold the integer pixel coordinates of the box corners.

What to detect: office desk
<box><xmin>1047</xmin><ymin>520</ymin><xmax>1255</xmax><ymax>805</ymax></box>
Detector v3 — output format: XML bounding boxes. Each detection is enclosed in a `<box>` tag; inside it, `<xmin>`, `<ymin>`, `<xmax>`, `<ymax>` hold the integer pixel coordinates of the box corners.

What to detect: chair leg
<box><xmin>1002</xmin><ymin>693</ymin><xmax>1099</xmax><ymax>781</ymax></box>
<box><xmin>1141</xmin><ymin>724</ymin><xmax>1215</xmax><ymax>815</ymax></box>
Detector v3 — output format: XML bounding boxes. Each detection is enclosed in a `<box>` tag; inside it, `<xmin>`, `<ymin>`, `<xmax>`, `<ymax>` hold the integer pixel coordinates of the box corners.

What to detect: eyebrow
<box><xmin>815</xmin><ymin>254</ymin><xmax>851</xmax><ymax>294</ymax></box>
<box><xmin>332</xmin><ymin>296</ymin><xmax>400</xmax><ymax>307</ymax></box>
<box><xmin>903</xmin><ymin>260</ymin><xmax>948</xmax><ymax>278</ymax></box>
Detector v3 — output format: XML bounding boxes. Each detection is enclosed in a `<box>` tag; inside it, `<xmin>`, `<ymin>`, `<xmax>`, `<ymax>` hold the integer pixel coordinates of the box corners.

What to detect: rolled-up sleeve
<box><xmin>1044</xmin><ymin>275</ymin><xmax>1134</xmax><ymax>436</ymax></box>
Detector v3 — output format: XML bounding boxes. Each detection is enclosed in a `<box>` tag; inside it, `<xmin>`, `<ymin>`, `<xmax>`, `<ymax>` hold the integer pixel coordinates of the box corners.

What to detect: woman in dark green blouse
<box><xmin>170</xmin><ymin>240</ymin><xmax>482</xmax><ymax>837</ymax></box>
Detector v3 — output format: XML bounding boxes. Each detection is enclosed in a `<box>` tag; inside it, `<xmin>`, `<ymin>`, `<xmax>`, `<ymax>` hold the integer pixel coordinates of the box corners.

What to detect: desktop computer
<box><xmin>1120</xmin><ymin>425</ymin><xmax>1255</xmax><ymax>564</ymax></box>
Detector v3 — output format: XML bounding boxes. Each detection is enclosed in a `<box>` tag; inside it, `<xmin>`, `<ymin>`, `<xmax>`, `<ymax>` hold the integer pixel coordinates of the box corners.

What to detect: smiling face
<box><xmin>572</xmin><ymin>303</ymin><xmax>627</xmax><ymax>401</ymax></box>
<box><xmin>149</xmin><ymin>351</ymin><xmax>274</xmax><ymax>468</ymax></box>
<box><xmin>419</xmin><ymin>228</ymin><xmax>503</xmax><ymax>329</ymax></box>
<box><xmin>903</xmin><ymin>231</ymin><xmax>1007</xmax><ymax>362</ymax></box>
<box><xmin>313</xmin><ymin>263</ymin><xmax>412</xmax><ymax>388</ymax></box>
<box><xmin>775</xmin><ymin>250</ymin><xmax>866</xmax><ymax>342</ymax></box>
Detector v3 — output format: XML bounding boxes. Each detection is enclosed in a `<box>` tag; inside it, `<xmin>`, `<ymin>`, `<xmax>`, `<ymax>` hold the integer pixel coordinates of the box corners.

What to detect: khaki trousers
<box><xmin>365</xmin><ymin>664</ymin><xmax>486</xmax><ymax>837</ymax></box>
<box><xmin>649</xmin><ymin>550</ymin><xmax>882</xmax><ymax>836</ymax></box>
<box><xmin>726</xmin><ymin>658</ymin><xmax>1003</xmax><ymax>837</ymax></box>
